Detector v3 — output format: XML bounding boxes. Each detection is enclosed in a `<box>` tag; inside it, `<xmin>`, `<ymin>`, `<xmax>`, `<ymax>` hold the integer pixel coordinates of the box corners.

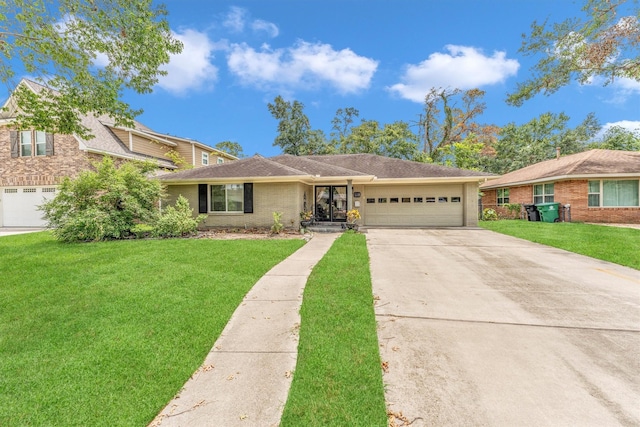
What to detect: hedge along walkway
<box><xmin>151</xmin><ymin>233</ymin><xmax>339</xmax><ymax>427</ymax></box>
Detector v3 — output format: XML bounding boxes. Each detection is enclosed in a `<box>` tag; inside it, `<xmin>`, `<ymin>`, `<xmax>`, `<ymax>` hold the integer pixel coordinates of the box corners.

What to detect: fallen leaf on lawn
<box><xmin>239</xmin><ymin>414</ymin><xmax>248</xmax><ymax>420</ymax></box>
<box><xmin>203</xmin><ymin>364</ymin><xmax>215</xmax><ymax>371</ymax></box>
<box><xmin>227</xmin><ymin>375</ymin><xmax>235</xmax><ymax>380</ymax></box>
<box><xmin>387</xmin><ymin>410</ymin><xmax>411</xmax><ymax>427</ymax></box>
<box><xmin>284</xmin><ymin>371</ymin><xmax>292</xmax><ymax>378</ymax></box>
<box><xmin>381</xmin><ymin>361</ymin><xmax>389</xmax><ymax>373</ymax></box>
<box><xmin>392</xmin><ymin>346</ymin><xmax>400</xmax><ymax>352</ymax></box>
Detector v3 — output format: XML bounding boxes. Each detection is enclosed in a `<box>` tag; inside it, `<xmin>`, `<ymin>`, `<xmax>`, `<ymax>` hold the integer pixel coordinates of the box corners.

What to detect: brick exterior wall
<box><xmin>166</xmin><ymin>182</ymin><xmax>308</xmax><ymax>229</ymax></box>
<box><xmin>482</xmin><ymin>179</ymin><xmax>640</xmax><ymax>224</ymax></box>
<box><xmin>0</xmin><ymin>127</ymin><xmax>94</xmax><ymax>186</ymax></box>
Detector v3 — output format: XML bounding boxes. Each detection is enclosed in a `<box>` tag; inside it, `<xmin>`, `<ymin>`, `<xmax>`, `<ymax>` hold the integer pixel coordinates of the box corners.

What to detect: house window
<box><xmin>390</xmin><ymin>197</ymin><xmax>399</xmax><ymax>203</ymax></box>
<box><xmin>210</xmin><ymin>184</ymin><xmax>244</xmax><ymax>212</ymax></box>
<box><xmin>202</xmin><ymin>152</ymin><xmax>209</xmax><ymax>166</ymax></box>
<box><xmin>426</xmin><ymin>197</ymin><xmax>435</xmax><ymax>203</ymax></box>
<box><xmin>438</xmin><ymin>197</ymin><xmax>448</xmax><ymax>203</ymax></box>
<box><xmin>17</xmin><ymin>130</ymin><xmax>48</xmax><ymax>157</ymax></box>
<box><xmin>378</xmin><ymin>198</ymin><xmax>387</xmax><ymax>203</ymax></box>
<box><xmin>20</xmin><ymin>131</ymin><xmax>32</xmax><ymax>156</ymax></box>
<box><xmin>533</xmin><ymin>183</ymin><xmax>554</xmax><ymax>204</ymax></box>
<box><xmin>217</xmin><ymin>157</ymin><xmax>224</xmax><ymax>164</ymax></box>
<box><xmin>414</xmin><ymin>197</ymin><xmax>423</xmax><ymax>203</ymax></box>
<box><xmin>588</xmin><ymin>180</ymin><xmax>639</xmax><ymax>207</ymax></box>
<box><xmin>366</xmin><ymin>198</ymin><xmax>375</xmax><ymax>203</ymax></box>
<box><xmin>402</xmin><ymin>197</ymin><xmax>411</xmax><ymax>203</ymax></box>
<box><xmin>451</xmin><ymin>197</ymin><xmax>461</xmax><ymax>203</ymax></box>
<box><xmin>497</xmin><ymin>188</ymin><xmax>510</xmax><ymax>205</ymax></box>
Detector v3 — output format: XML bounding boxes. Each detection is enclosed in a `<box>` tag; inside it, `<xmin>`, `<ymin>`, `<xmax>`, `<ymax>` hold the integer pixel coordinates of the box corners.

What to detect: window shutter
<box><xmin>198</xmin><ymin>184</ymin><xmax>208</xmax><ymax>213</ymax></box>
<box><xmin>45</xmin><ymin>133</ymin><xmax>54</xmax><ymax>156</ymax></box>
<box><xmin>244</xmin><ymin>183</ymin><xmax>253</xmax><ymax>214</ymax></box>
<box><xmin>10</xmin><ymin>131</ymin><xmax>18</xmax><ymax>158</ymax></box>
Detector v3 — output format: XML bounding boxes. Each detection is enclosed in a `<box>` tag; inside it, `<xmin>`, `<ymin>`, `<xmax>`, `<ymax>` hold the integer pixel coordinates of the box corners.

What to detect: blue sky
<box><xmin>15</xmin><ymin>1</ymin><xmax>640</xmax><ymax>156</ymax></box>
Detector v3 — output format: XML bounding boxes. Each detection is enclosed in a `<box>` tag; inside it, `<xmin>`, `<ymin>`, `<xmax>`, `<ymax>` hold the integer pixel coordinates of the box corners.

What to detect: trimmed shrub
<box><xmin>154</xmin><ymin>196</ymin><xmax>206</xmax><ymax>238</ymax></box>
<box><xmin>482</xmin><ymin>208</ymin><xmax>498</xmax><ymax>221</ymax></box>
<box><xmin>40</xmin><ymin>157</ymin><xmax>163</xmax><ymax>242</ymax></box>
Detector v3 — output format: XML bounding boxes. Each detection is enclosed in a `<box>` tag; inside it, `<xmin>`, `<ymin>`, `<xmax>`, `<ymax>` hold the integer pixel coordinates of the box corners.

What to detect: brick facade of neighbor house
<box><xmin>483</xmin><ymin>179</ymin><xmax>640</xmax><ymax>224</ymax></box>
<box><xmin>0</xmin><ymin>131</ymin><xmax>96</xmax><ymax>187</ymax></box>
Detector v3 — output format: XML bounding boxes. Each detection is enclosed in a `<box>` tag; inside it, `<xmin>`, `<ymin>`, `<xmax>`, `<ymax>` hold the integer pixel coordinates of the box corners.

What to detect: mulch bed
<box><xmin>195</xmin><ymin>227</ymin><xmax>308</xmax><ymax>240</ymax></box>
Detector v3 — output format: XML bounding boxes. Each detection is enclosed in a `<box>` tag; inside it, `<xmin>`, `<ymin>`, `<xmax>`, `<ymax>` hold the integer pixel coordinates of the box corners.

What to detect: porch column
<box><xmin>347</xmin><ymin>179</ymin><xmax>353</xmax><ymax>210</ymax></box>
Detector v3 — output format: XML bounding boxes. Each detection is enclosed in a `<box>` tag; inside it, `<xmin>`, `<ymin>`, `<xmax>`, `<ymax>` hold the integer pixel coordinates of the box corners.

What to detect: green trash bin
<box><xmin>535</xmin><ymin>202</ymin><xmax>560</xmax><ymax>223</ymax></box>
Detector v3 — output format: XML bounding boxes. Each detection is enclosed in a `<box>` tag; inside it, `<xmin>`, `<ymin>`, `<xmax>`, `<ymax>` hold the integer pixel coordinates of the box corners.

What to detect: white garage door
<box><xmin>1</xmin><ymin>187</ymin><xmax>57</xmax><ymax>227</ymax></box>
<box><xmin>363</xmin><ymin>185</ymin><xmax>463</xmax><ymax>226</ymax></box>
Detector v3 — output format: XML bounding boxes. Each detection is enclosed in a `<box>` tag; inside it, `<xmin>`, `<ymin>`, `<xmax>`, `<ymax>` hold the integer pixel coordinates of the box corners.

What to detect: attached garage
<box><xmin>363</xmin><ymin>184</ymin><xmax>464</xmax><ymax>226</ymax></box>
<box><xmin>1</xmin><ymin>187</ymin><xmax>57</xmax><ymax>227</ymax></box>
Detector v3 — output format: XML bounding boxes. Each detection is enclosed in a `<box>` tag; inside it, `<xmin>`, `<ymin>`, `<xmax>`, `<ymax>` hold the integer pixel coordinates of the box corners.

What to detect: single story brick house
<box><xmin>480</xmin><ymin>149</ymin><xmax>640</xmax><ymax>224</ymax></box>
<box><xmin>159</xmin><ymin>153</ymin><xmax>493</xmax><ymax>228</ymax></box>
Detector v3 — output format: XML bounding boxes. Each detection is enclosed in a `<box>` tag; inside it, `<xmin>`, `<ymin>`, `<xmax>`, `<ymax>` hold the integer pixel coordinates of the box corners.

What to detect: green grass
<box><xmin>281</xmin><ymin>232</ymin><xmax>387</xmax><ymax>427</ymax></box>
<box><xmin>479</xmin><ymin>220</ymin><xmax>640</xmax><ymax>270</ymax></box>
<box><xmin>0</xmin><ymin>232</ymin><xmax>304</xmax><ymax>426</ymax></box>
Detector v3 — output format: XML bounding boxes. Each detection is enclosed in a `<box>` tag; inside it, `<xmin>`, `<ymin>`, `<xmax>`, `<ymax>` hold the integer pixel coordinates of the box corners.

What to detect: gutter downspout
<box><xmin>347</xmin><ymin>179</ymin><xmax>353</xmax><ymax>210</ymax></box>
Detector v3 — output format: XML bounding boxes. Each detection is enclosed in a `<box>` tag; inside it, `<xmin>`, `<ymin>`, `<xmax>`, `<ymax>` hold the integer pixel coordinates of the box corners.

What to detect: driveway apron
<box><xmin>152</xmin><ymin>233</ymin><xmax>339</xmax><ymax>427</ymax></box>
<box><xmin>367</xmin><ymin>228</ymin><xmax>640</xmax><ymax>426</ymax></box>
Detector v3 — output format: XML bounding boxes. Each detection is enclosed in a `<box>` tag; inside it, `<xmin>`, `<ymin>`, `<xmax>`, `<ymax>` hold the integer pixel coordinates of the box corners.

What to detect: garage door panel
<box><xmin>363</xmin><ymin>185</ymin><xmax>463</xmax><ymax>227</ymax></box>
<box><xmin>2</xmin><ymin>187</ymin><xmax>57</xmax><ymax>227</ymax></box>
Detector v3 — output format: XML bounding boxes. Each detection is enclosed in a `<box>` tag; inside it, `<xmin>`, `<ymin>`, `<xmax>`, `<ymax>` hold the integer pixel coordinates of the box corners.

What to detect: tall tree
<box><xmin>214</xmin><ymin>141</ymin><xmax>245</xmax><ymax>158</ymax></box>
<box><xmin>589</xmin><ymin>125</ymin><xmax>640</xmax><ymax>150</ymax></box>
<box><xmin>337</xmin><ymin>119</ymin><xmax>420</xmax><ymax>160</ymax></box>
<box><xmin>487</xmin><ymin>112</ymin><xmax>600</xmax><ymax>174</ymax></box>
<box><xmin>418</xmin><ymin>87</ymin><xmax>497</xmax><ymax>162</ymax></box>
<box><xmin>0</xmin><ymin>0</ymin><xmax>182</xmax><ymax>137</ymax></box>
<box><xmin>507</xmin><ymin>0</ymin><xmax>640</xmax><ymax>106</ymax></box>
<box><xmin>268</xmin><ymin>95</ymin><xmax>329</xmax><ymax>155</ymax></box>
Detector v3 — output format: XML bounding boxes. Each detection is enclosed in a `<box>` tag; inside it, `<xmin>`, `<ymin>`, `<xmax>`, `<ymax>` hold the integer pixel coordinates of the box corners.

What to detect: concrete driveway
<box><xmin>367</xmin><ymin>228</ymin><xmax>640</xmax><ymax>426</ymax></box>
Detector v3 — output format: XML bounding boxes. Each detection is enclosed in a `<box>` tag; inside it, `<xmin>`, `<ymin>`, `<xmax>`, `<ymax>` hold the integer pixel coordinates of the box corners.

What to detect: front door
<box><xmin>315</xmin><ymin>186</ymin><xmax>347</xmax><ymax>222</ymax></box>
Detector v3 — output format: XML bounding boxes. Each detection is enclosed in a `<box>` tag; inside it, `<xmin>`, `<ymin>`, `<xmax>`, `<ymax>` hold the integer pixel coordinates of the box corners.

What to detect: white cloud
<box><xmin>222</xmin><ymin>7</ymin><xmax>279</xmax><ymax>38</ymax></box>
<box><xmin>597</xmin><ymin>120</ymin><xmax>640</xmax><ymax>138</ymax></box>
<box><xmin>223</xmin><ymin>6</ymin><xmax>246</xmax><ymax>33</ymax></box>
<box><xmin>388</xmin><ymin>45</ymin><xmax>520</xmax><ymax>102</ymax></box>
<box><xmin>227</xmin><ymin>41</ymin><xmax>378</xmax><ymax>94</ymax></box>
<box><xmin>157</xmin><ymin>29</ymin><xmax>219</xmax><ymax>96</ymax></box>
<box><xmin>252</xmin><ymin>19</ymin><xmax>279</xmax><ymax>38</ymax></box>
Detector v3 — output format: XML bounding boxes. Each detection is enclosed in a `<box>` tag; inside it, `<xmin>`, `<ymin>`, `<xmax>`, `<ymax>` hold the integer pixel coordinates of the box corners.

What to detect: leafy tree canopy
<box><xmin>215</xmin><ymin>141</ymin><xmax>245</xmax><ymax>158</ymax></box>
<box><xmin>0</xmin><ymin>0</ymin><xmax>182</xmax><ymax>137</ymax></box>
<box><xmin>508</xmin><ymin>0</ymin><xmax>640</xmax><ymax>106</ymax></box>
<box><xmin>268</xmin><ymin>95</ymin><xmax>329</xmax><ymax>155</ymax></box>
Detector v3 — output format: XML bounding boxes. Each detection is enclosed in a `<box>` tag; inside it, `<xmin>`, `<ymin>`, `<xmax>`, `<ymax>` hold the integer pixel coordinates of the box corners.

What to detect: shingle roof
<box><xmin>307</xmin><ymin>153</ymin><xmax>493</xmax><ymax>178</ymax></box>
<box><xmin>481</xmin><ymin>149</ymin><xmax>640</xmax><ymax>189</ymax></box>
<box><xmin>158</xmin><ymin>155</ymin><xmax>313</xmax><ymax>180</ymax></box>
<box><xmin>160</xmin><ymin>153</ymin><xmax>491</xmax><ymax>182</ymax></box>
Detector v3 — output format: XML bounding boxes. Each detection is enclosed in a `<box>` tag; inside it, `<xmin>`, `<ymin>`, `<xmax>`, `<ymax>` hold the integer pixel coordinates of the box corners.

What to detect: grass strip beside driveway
<box><xmin>479</xmin><ymin>220</ymin><xmax>640</xmax><ymax>270</ymax></box>
<box><xmin>281</xmin><ymin>232</ymin><xmax>387</xmax><ymax>427</ymax></box>
<box><xmin>0</xmin><ymin>232</ymin><xmax>304</xmax><ymax>426</ymax></box>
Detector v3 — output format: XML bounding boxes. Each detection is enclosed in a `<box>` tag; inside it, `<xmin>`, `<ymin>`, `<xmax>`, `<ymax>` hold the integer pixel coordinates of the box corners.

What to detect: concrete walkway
<box><xmin>151</xmin><ymin>233</ymin><xmax>339</xmax><ymax>427</ymax></box>
<box><xmin>0</xmin><ymin>227</ymin><xmax>45</xmax><ymax>237</ymax></box>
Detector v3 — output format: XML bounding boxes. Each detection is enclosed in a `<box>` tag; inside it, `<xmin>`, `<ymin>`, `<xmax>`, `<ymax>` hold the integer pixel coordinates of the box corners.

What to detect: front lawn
<box><xmin>0</xmin><ymin>232</ymin><xmax>304</xmax><ymax>426</ymax></box>
<box><xmin>479</xmin><ymin>220</ymin><xmax>640</xmax><ymax>270</ymax></box>
<box><xmin>281</xmin><ymin>232</ymin><xmax>387</xmax><ymax>426</ymax></box>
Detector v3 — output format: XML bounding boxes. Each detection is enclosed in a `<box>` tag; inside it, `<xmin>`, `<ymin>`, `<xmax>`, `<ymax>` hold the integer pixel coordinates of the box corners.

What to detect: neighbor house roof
<box><xmin>0</xmin><ymin>79</ymin><xmax>235</xmax><ymax>167</ymax></box>
<box><xmin>159</xmin><ymin>153</ymin><xmax>492</xmax><ymax>184</ymax></box>
<box><xmin>481</xmin><ymin>149</ymin><xmax>640</xmax><ymax>189</ymax></box>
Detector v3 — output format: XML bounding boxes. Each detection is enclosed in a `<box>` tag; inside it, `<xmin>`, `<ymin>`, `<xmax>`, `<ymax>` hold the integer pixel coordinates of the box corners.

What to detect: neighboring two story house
<box><xmin>0</xmin><ymin>79</ymin><xmax>237</xmax><ymax>227</ymax></box>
